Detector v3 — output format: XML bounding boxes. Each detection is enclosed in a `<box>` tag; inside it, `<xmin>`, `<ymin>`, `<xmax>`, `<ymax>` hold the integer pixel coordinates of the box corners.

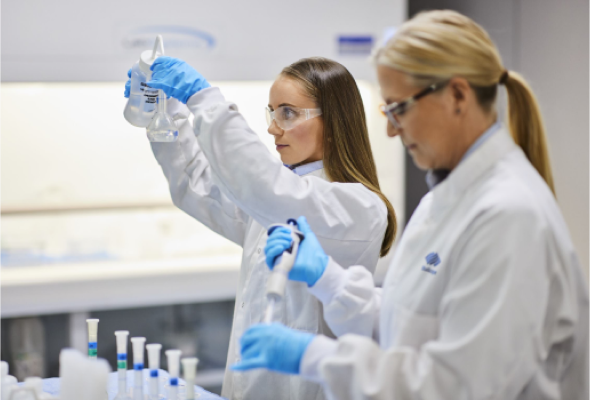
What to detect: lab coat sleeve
<box><xmin>308</xmin><ymin>257</ymin><xmax>382</xmax><ymax>339</ymax></box>
<box><xmin>184</xmin><ymin>88</ymin><xmax>386</xmax><ymax>243</ymax></box>
<box><xmin>150</xmin><ymin>98</ymin><xmax>250</xmax><ymax>246</ymax></box>
<box><xmin>300</xmin><ymin>205</ymin><xmax>578</xmax><ymax>400</ymax></box>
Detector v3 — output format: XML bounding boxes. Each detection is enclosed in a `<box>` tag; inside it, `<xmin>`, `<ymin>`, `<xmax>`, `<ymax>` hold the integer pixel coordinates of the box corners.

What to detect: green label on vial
<box><xmin>88</xmin><ymin>349</ymin><xmax>97</xmax><ymax>357</ymax></box>
<box><xmin>118</xmin><ymin>360</ymin><xmax>127</xmax><ymax>369</ymax></box>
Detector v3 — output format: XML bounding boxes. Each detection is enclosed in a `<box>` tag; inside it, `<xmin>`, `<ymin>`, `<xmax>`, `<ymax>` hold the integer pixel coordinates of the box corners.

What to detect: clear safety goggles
<box><xmin>265</xmin><ymin>106</ymin><xmax>322</xmax><ymax>131</ymax></box>
<box><xmin>379</xmin><ymin>82</ymin><xmax>447</xmax><ymax>129</ymax></box>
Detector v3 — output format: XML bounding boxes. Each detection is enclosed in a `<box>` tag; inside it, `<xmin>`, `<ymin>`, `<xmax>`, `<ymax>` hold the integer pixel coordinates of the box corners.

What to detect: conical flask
<box><xmin>146</xmin><ymin>91</ymin><xmax>179</xmax><ymax>142</ymax></box>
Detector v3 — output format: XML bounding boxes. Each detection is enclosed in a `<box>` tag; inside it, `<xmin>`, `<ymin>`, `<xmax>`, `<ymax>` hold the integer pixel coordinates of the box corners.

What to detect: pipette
<box><xmin>86</xmin><ymin>319</ymin><xmax>99</xmax><ymax>359</ymax></box>
<box><xmin>146</xmin><ymin>344</ymin><xmax>162</xmax><ymax>400</ymax></box>
<box><xmin>263</xmin><ymin>219</ymin><xmax>305</xmax><ymax>324</ymax></box>
<box><xmin>165</xmin><ymin>350</ymin><xmax>182</xmax><ymax>400</ymax></box>
<box><xmin>114</xmin><ymin>331</ymin><xmax>132</xmax><ymax>400</ymax></box>
<box><xmin>130</xmin><ymin>337</ymin><xmax>146</xmax><ymax>400</ymax></box>
<box><xmin>181</xmin><ymin>358</ymin><xmax>199</xmax><ymax>400</ymax></box>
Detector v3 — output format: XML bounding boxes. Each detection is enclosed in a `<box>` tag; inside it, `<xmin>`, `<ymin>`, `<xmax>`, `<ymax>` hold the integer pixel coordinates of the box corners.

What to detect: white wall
<box><xmin>1</xmin><ymin>0</ymin><xmax>406</xmax><ymax>82</ymax></box>
<box><xmin>518</xmin><ymin>0</ymin><xmax>589</xmax><ymax>277</ymax></box>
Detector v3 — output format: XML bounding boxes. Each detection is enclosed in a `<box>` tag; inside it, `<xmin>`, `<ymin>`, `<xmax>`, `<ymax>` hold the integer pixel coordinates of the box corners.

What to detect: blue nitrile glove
<box><xmin>231</xmin><ymin>323</ymin><xmax>314</xmax><ymax>374</ymax></box>
<box><xmin>124</xmin><ymin>68</ymin><xmax>131</xmax><ymax>98</ymax></box>
<box><xmin>147</xmin><ymin>56</ymin><xmax>211</xmax><ymax>104</ymax></box>
<box><xmin>265</xmin><ymin>216</ymin><xmax>329</xmax><ymax>287</ymax></box>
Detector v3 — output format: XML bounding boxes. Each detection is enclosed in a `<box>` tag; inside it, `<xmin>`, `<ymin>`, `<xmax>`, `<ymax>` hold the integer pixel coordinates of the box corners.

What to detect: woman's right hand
<box><xmin>265</xmin><ymin>216</ymin><xmax>329</xmax><ymax>287</ymax></box>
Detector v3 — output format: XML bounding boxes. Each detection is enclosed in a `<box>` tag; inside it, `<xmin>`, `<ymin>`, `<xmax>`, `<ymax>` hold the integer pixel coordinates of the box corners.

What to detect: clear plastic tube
<box><xmin>114</xmin><ymin>331</ymin><xmax>131</xmax><ymax>400</ymax></box>
<box><xmin>146</xmin><ymin>344</ymin><xmax>162</xmax><ymax>400</ymax></box>
<box><xmin>181</xmin><ymin>358</ymin><xmax>199</xmax><ymax>400</ymax></box>
<box><xmin>0</xmin><ymin>361</ymin><xmax>8</xmax><ymax>400</ymax></box>
<box><xmin>165</xmin><ymin>350</ymin><xmax>182</xmax><ymax>400</ymax></box>
<box><xmin>130</xmin><ymin>337</ymin><xmax>146</xmax><ymax>400</ymax></box>
<box><xmin>86</xmin><ymin>319</ymin><xmax>99</xmax><ymax>359</ymax></box>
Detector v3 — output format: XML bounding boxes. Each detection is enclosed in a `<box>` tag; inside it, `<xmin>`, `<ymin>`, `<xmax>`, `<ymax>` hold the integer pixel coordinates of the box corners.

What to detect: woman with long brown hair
<box><xmin>233</xmin><ymin>10</ymin><xmax>588</xmax><ymax>400</ymax></box>
<box><xmin>126</xmin><ymin>56</ymin><xmax>397</xmax><ymax>400</ymax></box>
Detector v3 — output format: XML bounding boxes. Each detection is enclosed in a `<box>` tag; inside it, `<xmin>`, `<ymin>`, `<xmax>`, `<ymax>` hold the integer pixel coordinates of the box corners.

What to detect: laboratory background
<box><xmin>1</xmin><ymin>0</ymin><xmax>588</xmax><ymax>397</ymax></box>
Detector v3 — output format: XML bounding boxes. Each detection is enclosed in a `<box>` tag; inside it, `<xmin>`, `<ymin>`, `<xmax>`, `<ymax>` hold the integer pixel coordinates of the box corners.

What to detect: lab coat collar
<box><xmin>429</xmin><ymin>128</ymin><xmax>517</xmax><ymax>214</ymax></box>
<box><xmin>287</xmin><ymin>160</ymin><xmax>324</xmax><ymax>176</ymax></box>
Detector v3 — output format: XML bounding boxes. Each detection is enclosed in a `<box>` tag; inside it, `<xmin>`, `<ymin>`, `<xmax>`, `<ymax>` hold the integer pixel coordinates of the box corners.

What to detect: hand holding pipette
<box><xmin>263</xmin><ymin>219</ymin><xmax>305</xmax><ymax>324</ymax></box>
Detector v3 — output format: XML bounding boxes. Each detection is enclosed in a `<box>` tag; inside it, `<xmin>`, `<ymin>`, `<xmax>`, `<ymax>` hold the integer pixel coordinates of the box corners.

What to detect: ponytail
<box><xmin>504</xmin><ymin>71</ymin><xmax>555</xmax><ymax>194</ymax></box>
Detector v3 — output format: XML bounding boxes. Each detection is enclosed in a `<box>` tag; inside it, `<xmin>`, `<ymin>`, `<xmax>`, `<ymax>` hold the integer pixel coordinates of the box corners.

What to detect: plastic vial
<box><xmin>181</xmin><ymin>358</ymin><xmax>199</xmax><ymax>400</ymax></box>
<box><xmin>123</xmin><ymin>35</ymin><xmax>164</xmax><ymax>127</ymax></box>
<box><xmin>86</xmin><ymin>319</ymin><xmax>99</xmax><ymax>359</ymax></box>
<box><xmin>0</xmin><ymin>361</ymin><xmax>8</xmax><ymax>400</ymax></box>
<box><xmin>146</xmin><ymin>344</ymin><xmax>162</xmax><ymax>400</ymax></box>
<box><xmin>165</xmin><ymin>350</ymin><xmax>182</xmax><ymax>400</ymax></box>
<box><xmin>114</xmin><ymin>331</ymin><xmax>132</xmax><ymax>400</ymax></box>
<box><xmin>130</xmin><ymin>337</ymin><xmax>146</xmax><ymax>400</ymax></box>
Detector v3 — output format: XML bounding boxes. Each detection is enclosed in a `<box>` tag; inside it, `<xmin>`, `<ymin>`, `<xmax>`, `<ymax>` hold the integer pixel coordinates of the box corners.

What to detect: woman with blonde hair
<box><xmin>124</xmin><ymin>56</ymin><xmax>396</xmax><ymax>400</ymax></box>
<box><xmin>233</xmin><ymin>10</ymin><xmax>588</xmax><ymax>400</ymax></box>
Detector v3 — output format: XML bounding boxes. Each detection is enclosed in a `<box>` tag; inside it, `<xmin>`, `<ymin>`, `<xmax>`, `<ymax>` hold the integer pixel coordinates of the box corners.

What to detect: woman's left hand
<box><xmin>147</xmin><ymin>56</ymin><xmax>211</xmax><ymax>104</ymax></box>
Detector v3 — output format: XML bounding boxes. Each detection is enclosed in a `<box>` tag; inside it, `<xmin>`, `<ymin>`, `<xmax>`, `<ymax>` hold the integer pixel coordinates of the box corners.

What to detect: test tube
<box><xmin>181</xmin><ymin>358</ymin><xmax>199</xmax><ymax>400</ymax></box>
<box><xmin>165</xmin><ymin>349</ymin><xmax>182</xmax><ymax>400</ymax></box>
<box><xmin>86</xmin><ymin>319</ymin><xmax>99</xmax><ymax>359</ymax></box>
<box><xmin>130</xmin><ymin>337</ymin><xmax>146</xmax><ymax>400</ymax></box>
<box><xmin>146</xmin><ymin>344</ymin><xmax>162</xmax><ymax>400</ymax></box>
<box><xmin>114</xmin><ymin>331</ymin><xmax>131</xmax><ymax>400</ymax></box>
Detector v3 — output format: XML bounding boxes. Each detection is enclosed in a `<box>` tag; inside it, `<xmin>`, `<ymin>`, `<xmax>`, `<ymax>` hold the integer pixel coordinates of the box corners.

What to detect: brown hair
<box><xmin>374</xmin><ymin>10</ymin><xmax>555</xmax><ymax>194</ymax></box>
<box><xmin>281</xmin><ymin>57</ymin><xmax>397</xmax><ymax>256</ymax></box>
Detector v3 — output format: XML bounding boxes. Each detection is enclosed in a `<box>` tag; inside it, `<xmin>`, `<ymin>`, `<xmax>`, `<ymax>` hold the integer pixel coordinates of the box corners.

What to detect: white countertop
<box><xmin>1</xmin><ymin>255</ymin><xmax>242</xmax><ymax>318</ymax></box>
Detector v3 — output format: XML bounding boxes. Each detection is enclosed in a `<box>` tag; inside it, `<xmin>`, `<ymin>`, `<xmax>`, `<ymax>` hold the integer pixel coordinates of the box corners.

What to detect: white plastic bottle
<box><xmin>123</xmin><ymin>35</ymin><xmax>164</xmax><ymax>127</ymax></box>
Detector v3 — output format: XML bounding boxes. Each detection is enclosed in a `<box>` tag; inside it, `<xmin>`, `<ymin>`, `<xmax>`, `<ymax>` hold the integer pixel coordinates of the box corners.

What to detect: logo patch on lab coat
<box><xmin>421</xmin><ymin>252</ymin><xmax>441</xmax><ymax>275</ymax></box>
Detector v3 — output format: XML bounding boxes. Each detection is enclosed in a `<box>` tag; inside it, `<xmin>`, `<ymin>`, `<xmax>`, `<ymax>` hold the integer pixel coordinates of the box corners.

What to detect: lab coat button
<box><xmin>257</xmin><ymin>248</ymin><xmax>262</xmax><ymax>254</ymax></box>
<box><xmin>241</xmin><ymin>302</ymin><xmax>245</xmax><ymax>308</ymax></box>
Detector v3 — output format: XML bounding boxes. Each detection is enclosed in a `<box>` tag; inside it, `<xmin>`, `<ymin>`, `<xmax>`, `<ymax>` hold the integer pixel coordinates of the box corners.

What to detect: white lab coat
<box><xmin>150</xmin><ymin>88</ymin><xmax>388</xmax><ymax>400</ymax></box>
<box><xmin>300</xmin><ymin>128</ymin><xmax>589</xmax><ymax>400</ymax></box>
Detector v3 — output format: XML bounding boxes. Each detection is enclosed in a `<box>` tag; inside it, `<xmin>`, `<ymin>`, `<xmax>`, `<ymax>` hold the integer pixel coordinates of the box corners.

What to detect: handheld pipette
<box><xmin>181</xmin><ymin>358</ymin><xmax>199</xmax><ymax>400</ymax></box>
<box><xmin>264</xmin><ymin>219</ymin><xmax>305</xmax><ymax>324</ymax></box>
<box><xmin>114</xmin><ymin>331</ymin><xmax>132</xmax><ymax>400</ymax></box>
<box><xmin>130</xmin><ymin>337</ymin><xmax>146</xmax><ymax>400</ymax></box>
<box><xmin>165</xmin><ymin>350</ymin><xmax>182</xmax><ymax>400</ymax></box>
<box><xmin>146</xmin><ymin>344</ymin><xmax>162</xmax><ymax>400</ymax></box>
<box><xmin>86</xmin><ymin>319</ymin><xmax>99</xmax><ymax>359</ymax></box>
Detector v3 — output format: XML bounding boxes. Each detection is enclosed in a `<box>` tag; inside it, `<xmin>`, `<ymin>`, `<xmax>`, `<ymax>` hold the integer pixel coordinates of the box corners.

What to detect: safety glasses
<box><xmin>266</xmin><ymin>106</ymin><xmax>322</xmax><ymax>131</ymax></box>
<box><xmin>380</xmin><ymin>82</ymin><xmax>446</xmax><ymax>129</ymax></box>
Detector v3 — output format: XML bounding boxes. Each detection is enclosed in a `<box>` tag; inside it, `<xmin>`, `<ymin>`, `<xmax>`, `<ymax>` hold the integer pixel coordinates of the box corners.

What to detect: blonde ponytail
<box><xmin>374</xmin><ymin>10</ymin><xmax>555</xmax><ymax>194</ymax></box>
<box><xmin>503</xmin><ymin>71</ymin><xmax>555</xmax><ymax>194</ymax></box>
